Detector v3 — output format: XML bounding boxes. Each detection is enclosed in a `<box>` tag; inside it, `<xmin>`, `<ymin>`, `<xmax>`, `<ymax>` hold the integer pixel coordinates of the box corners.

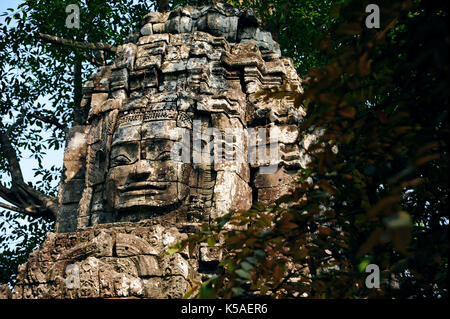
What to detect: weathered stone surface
<box><xmin>138</xmin><ymin>34</ymin><xmax>170</xmax><ymax>45</ymax></box>
<box><xmin>143</xmin><ymin>12</ymin><xmax>170</xmax><ymax>24</ymax></box>
<box><xmin>253</xmin><ymin>167</ymin><xmax>297</xmax><ymax>204</ymax></box>
<box><xmin>11</xmin><ymin>222</ymin><xmax>201</xmax><ymax>299</ymax></box>
<box><xmin>115</xmin><ymin>233</ymin><xmax>158</xmax><ymax>256</ymax></box>
<box><xmin>140</xmin><ymin>23</ymin><xmax>153</xmax><ymax>36</ymax></box>
<box><xmin>0</xmin><ymin>285</ymin><xmax>12</xmax><ymax>299</ymax></box>
<box><xmin>90</xmin><ymin>93</ymin><xmax>109</xmax><ymax>112</ymax></box>
<box><xmin>61</xmin><ymin>126</ymin><xmax>89</xmax><ymax>183</ymax></box>
<box><xmin>200</xmin><ymin>245</ymin><xmax>222</xmax><ymax>263</ymax></box>
<box><xmin>114</xmin><ymin>43</ymin><xmax>137</xmax><ymax>71</ymax></box>
<box><xmin>8</xmin><ymin>1</ymin><xmax>307</xmax><ymax>299</ymax></box>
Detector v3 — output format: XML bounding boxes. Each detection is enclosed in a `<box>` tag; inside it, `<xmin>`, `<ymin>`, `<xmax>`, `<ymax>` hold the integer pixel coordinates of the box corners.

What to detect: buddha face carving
<box><xmin>105</xmin><ymin>112</ymin><xmax>190</xmax><ymax>212</ymax></box>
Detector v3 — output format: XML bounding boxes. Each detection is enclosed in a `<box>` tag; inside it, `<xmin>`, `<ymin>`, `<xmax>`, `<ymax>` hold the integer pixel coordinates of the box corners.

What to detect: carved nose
<box><xmin>131</xmin><ymin>161</ymin><xmax>152</xmax><ymax>181</ymax></box>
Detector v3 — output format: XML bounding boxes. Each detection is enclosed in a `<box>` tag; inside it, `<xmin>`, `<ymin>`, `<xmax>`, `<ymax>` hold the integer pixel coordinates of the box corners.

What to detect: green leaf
<box><xmin>231</xmin><ymin>287</ymin><xmax>245</xmax><ymax>296</ymax></box>
<box><xmin>235</xmin><ymin>269</ymin><xmax>252</xmax><ymax>280</ymax></box>
<box><xmin>167</xmin><ymin>247</ymin><xmax>179</xmax><ymax>256</ymax></box>
<box><xmin>207</xmin><ymin>237</ymin><xmax>216</xmax><ymax>247</ymax></box>
<box><xmin>240</xmin><ymin>261</ymin><xmax>254</xmax><ymax>271</ymax></box>
<box><xmin>254</xmin><ymin>250</ymin><xmax>265</xmax><ymax>258</ymax></box>
<box><xmin>246</xmin><ymin>256</ymin><xmax>258</xmax><ymax>265</ymax></box>
<box><xmin>358</xmin><ymin>258</ymin><xmax>371</xmax><ymax>273</ymax></box>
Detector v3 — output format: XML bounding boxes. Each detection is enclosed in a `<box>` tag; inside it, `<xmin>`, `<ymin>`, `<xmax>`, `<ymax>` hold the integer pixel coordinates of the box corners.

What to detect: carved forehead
<box><xmin>142</xmin><ymin>120</ymin><xmax>180</xmax><ymax>140</ymax></box>
<box><xmin>112</xmin><ymin>121</ymin><xmax>141</xmax><ymax>145</ymax></box>
<box><xmin>112</xmin><ymin>110</ymin><xmax>186</xmax><ymax>145</ymax></box>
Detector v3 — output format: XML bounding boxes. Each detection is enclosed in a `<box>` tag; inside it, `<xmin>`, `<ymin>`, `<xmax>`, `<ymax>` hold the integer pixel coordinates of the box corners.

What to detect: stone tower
<box><xmin>6</xmin><ymin>2</ymin><xmax>305</xmax><ymax>299</ymax></box>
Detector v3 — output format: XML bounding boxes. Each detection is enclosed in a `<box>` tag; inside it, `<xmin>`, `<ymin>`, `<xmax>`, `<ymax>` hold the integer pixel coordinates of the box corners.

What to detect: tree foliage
<box><xmin>173</xmin><ymin>0</ymin><xmax>448</xmax><ymax>299</ymax></box>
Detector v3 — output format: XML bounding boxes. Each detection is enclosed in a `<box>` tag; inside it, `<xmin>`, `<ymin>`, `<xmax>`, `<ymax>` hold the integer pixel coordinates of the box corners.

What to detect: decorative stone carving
<box><xmin>10</xmin><ymin>1</ymin><xmax>306</xmax><ymax>299</ymax></box>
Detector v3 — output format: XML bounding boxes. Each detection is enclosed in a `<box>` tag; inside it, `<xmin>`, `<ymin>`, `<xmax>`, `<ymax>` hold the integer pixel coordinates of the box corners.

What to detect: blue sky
<box><xmin>0</xmin><ymin>0</ymin><xmax>20</xmax><ymax>12</ymax></box>
<box><xmin>0</xmin><ymin>0</ymin><xmax>20</xmax><ymax>24</ymax></box>
<box><xmin>1</xmin><ymin>0</ymin><xmax>64</xmax><ymax>213</ymax></box>
<box><xmin>0</xmin><ymin>0</ymin><xmax>65</xmax><ymax>253</ymax></box>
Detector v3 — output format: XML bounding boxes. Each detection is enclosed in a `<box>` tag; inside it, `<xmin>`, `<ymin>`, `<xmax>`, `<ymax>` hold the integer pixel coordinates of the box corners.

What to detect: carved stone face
<box><xmin>105</xmin><ymin>115</ymin><xmax>190</xmax><ymax>212</ymax></box>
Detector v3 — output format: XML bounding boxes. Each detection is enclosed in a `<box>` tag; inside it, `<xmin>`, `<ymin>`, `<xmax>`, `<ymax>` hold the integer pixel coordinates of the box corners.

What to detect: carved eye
<box><xmin>111</xmin><ymin>154</ymin><xmax>131</xmax><ymax>167</ymax></box>
<box><xmin>110</xmin><ymin>142</ymin><xmax>138</xmax><ymax>167</ymax></box>
<box><xmin>155</xmin><ymin>151</ymin><xmax>172</xmax><ymax>161</ymax></box>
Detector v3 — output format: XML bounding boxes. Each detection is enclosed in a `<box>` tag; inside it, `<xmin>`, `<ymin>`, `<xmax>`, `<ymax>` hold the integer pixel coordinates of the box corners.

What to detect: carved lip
<box><xmin>119</xmin><ymin>182</ymin><xmax>170</xmax><ymax>195</ymax></box>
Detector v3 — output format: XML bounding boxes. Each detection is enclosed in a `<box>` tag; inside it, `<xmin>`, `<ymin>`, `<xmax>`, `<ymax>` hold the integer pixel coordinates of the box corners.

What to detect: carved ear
<box><xmin>86</xmin><ymin>141</ymin><xmax>107</xmax><ymax>186</ymax></box>
<box><xmin>56</xmin><ymin>126</ymin><xmax>90</xmax><ymax>233</ymax></box>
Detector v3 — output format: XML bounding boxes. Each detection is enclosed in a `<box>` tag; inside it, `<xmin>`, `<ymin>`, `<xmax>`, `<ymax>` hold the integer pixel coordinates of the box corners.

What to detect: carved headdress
<box><xmin>56</xmin><ymin>1</ymin><xmax>304</xmax><ymax>233</ymax></box>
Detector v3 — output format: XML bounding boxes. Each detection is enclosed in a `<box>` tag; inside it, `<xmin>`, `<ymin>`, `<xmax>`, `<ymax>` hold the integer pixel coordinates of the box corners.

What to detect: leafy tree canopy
<box><xmin>173</xmin><ymin>0</ymin><xmax>449</xmax><ymax>299</ymax></box>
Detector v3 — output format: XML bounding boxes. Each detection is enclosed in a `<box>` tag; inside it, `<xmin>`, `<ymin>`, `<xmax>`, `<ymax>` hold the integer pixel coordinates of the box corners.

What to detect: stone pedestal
<box><xmin>8</xmin><ymin>219</ymin><xmax>218</xmax><ymax>299</ymax></box>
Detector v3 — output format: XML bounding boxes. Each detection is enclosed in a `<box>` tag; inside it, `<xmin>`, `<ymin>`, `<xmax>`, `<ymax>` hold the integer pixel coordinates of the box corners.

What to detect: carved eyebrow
<box><xmin>110</xmin><ymin>142</ymin><xmax>139</xmax><ymax>166</ymax></box>
<box><xmin>112</xmin><ymin>154</ymin><xmax>131</xmax><ymax>161</ymax></box>
<box><xmin>154</xmin><ymin>151</ymin><xmax>172</xmax><ymax>161</ymax></box>
<box><xmin>110</xmin><ymin>154</ymin><xmax>132</xmax><ymax>167</ymax></box>
<box><xmin>140</xmin><ymin>140</ymin><xmax>175</xmax><ymax>161</ymax></box>
<box><xmin>111</xmin><ymin>125</ymin><xmax>141</xmax><ymax>146</ymax></box>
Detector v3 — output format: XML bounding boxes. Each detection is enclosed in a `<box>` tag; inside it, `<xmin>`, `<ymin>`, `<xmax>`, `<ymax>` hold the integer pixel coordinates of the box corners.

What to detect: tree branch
<box><xmin>36</xmin><ymin>32</ymin><xmax>117</xmax><ymax>53</ymax></box>
<box><xmin>0</xmin><ymin>131</ymin><xmax>24</xmax><ymax>184</ymax></box>
<box><xmin>73</xmin><ymin>54</ymin><xmax>84</xmax><ymax>124</ymax></box>
<box><xmin>0</xmin><ymin>182</ymin><xmax>58</xmax><ymax>220</ymax></box>
<box><xmin>0</xmin><ymin>131</ymin><xmax>57</xmax><ymax>220</ymax></box>
<box><xmin>29</xmin><ymin>113</ymin><xmax>67</xmax><ymax>131</ymax></box>
<box><xmin>80</xmin><ymin>50</ymin><xmax>104</xmax><ymax>67</ymax></box>
<box><xmin>0</xmin><ymin>202</ymin><xmax>27</xmax><ymax>215</ymax></box>
<box><xmin>0</xmin><ymin>183</ymin><xmax>21</xmax><ymax>208</ymax></box>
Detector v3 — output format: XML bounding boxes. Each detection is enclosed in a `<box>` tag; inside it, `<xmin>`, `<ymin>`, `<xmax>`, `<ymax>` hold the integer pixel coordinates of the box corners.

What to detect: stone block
<box><xmin>152</xmin><ymin>23</ymin><xmax>166</xmax><ymax>33</ymax></box>
<box><xmin>143</xmin><ymin>11</ymin><xmax>170</xmax><ymax>24</ymax></box>
<box><xmin>61</xmin><ymin>179</ymin><xmax>85</xmax><ymax>204</ymax></box>
<box><xmin>165</xmin><ymin>16</ymin><xmax>193</xmax><ymax>34</ymax></box>
<box><xmin>143</xmin><ymin>278</ymin><xmax>163</xmax><ymax>298</ymax></box>
<box><xmin>0</xmin><ymin>285</ymin><xmax>12</xmax><ymax>299</ymax></box>
<box><xmin>114</xmin><ymin>43</ymin><xmax>137</xmax><ymax>71</ymax></box>
<box><xmin>200</xmin><ymin>245</ymin><xmax>222</xmax><ymax>263</ymax></box>
<box><xmin>135</xmin><ymin>54</ymin><xmax>162</xmax><ymax>70</ymax></box>
<box><xmin>138</xmin><ymin>34</ymin><xmax>169</xmax><ymax>45</ymax></box>
<box><xmin>140</xmin><ymin>23</ymin><xmax>153</xmax><ymax>36</ymax></box>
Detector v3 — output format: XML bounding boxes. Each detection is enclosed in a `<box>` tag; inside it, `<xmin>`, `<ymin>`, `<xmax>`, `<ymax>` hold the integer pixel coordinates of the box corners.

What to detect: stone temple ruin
<box><xmin>4</xmin><ymin>1</ymin><xmax>307</xmax><ymax>298</ymax></box>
